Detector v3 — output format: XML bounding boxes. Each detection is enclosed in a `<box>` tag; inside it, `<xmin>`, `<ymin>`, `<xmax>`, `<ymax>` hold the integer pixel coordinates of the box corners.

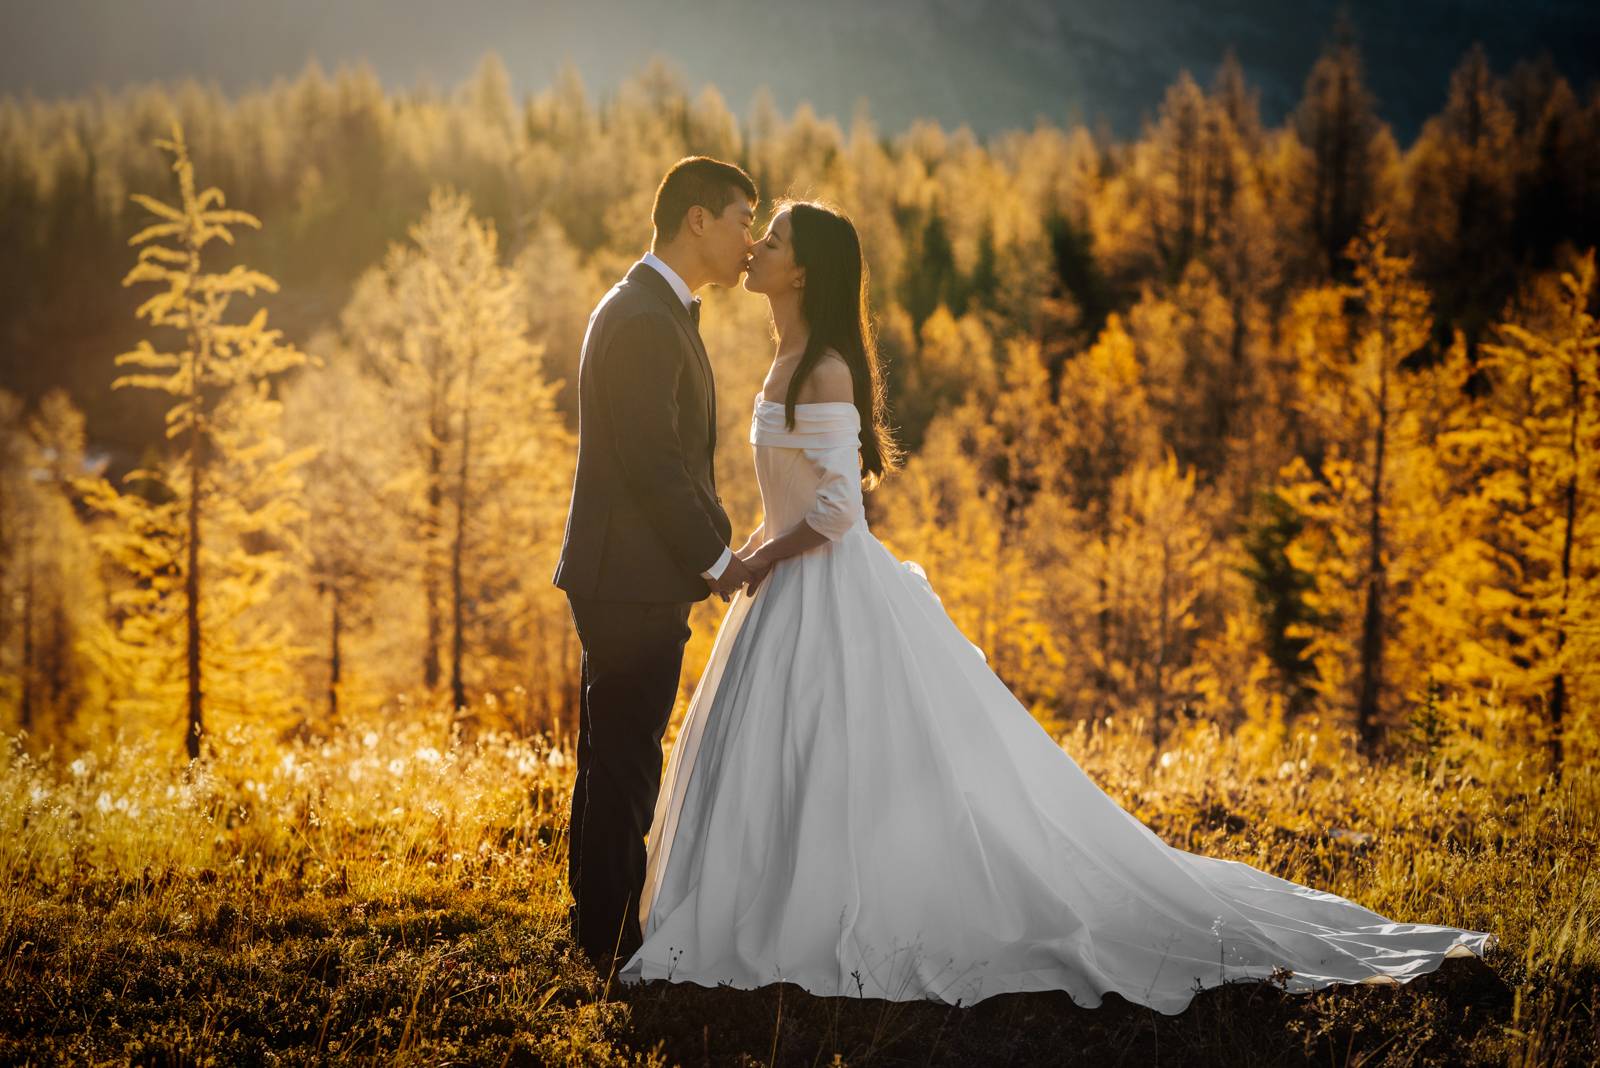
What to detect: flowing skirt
<box><xmin>617</xmin><ymin>528</ymin><xmax>1494</xmax><ymax>1013</ymax></box>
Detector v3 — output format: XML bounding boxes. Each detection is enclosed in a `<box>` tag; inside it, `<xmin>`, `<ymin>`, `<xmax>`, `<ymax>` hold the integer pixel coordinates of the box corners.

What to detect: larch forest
<box><xmin>1</xmin><ymin>37</ymin><xmax>1597</xmax><ymax>1068</ymax></box>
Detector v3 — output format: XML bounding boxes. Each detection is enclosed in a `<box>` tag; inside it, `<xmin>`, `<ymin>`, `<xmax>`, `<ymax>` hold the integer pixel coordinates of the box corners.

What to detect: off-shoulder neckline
<box><xmin>754</xmin><ymin>393</ymin><xmax>857</xmax><ymax>409</ymax></box>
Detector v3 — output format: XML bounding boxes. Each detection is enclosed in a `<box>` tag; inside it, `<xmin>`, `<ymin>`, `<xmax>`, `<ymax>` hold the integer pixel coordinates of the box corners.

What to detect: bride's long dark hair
<box><xmin>781</xmin><ymin>199</ymin><xmax>901</xmax><ymax>488</ymax></box>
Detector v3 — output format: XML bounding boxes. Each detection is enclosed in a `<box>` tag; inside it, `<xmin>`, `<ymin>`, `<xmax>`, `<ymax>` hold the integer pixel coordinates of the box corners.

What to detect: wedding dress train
<box><xmin>616</xmin><ymin>396</ymin><xmax>1494</xmax><ymax>1013</ymax></box>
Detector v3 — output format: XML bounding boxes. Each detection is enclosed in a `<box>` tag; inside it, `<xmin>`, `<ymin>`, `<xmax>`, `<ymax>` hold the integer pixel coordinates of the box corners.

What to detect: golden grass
<box><xmin>2</xmin><ymin>705</ymin><xmax>1594</xmax><ymax>1065</ymax></box>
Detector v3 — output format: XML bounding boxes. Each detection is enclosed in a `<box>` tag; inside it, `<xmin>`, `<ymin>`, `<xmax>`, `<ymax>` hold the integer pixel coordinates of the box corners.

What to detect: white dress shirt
<box><xmin>638</xmin><ymin>252</ymin><xmax>733</xmax><ymax>583</ymax></box>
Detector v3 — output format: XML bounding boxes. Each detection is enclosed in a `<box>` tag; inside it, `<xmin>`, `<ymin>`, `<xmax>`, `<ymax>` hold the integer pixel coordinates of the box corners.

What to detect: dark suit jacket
<box><xmin>552</xmin><ymin>262</ymin><xmax>733</xmax><ymax>603</ymax></box>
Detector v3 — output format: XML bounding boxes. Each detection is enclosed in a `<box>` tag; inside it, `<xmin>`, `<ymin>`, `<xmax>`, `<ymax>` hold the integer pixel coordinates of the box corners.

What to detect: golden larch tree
<box><xmin>1279</xmin><ymin>215</ymin><xmax>1448</xmax><ymax>750</ymax></box>
<box><xmin>341</xmin><ymin>187</ymin><xmax>571</xmax><ymax>729</ymax></box>
<box><xmin>76</xmin><ymin>122</ymin><xmax>317</xmax><ymax>759</ymax></box>
<box><xmin>1435</xmin><ymin>248</ymin><xmax>1600</xmax><ymax>774</ymax></box>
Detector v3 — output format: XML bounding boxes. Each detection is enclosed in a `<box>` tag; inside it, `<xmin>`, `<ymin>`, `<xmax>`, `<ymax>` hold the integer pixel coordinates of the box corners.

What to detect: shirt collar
<box><xmin>639</xmin><ymin>251</ymin><xmax>694</xmax><ymax>310</ymax></box>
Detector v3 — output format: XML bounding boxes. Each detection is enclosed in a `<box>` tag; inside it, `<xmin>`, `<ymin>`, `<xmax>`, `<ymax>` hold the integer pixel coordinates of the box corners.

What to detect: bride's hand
<box><xmin>743</xmin><ymin>551</ymin><xmax>774</xmax><ymax>596</ymax></box>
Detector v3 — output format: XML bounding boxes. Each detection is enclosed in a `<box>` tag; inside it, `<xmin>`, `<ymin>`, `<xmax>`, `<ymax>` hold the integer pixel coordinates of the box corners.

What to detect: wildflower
<box><xmin>96</xmin><ymin>791</ymin><xmax>113</xmax><ymax>814</ymax></box>
<box><xmin>363</xmin><ymin>731</ymin><xmax>379</xmax><ymax>750</ymax></box>
<box><xmin>348</xmin><ymin>764</ymin><xmax>363</xmax><ymax>784</ymax></box>
<box><xmin>415</xmin><ymin>747</ymin><xmax>442</xmax><ymax>765</ymax></box>
<box><xmin>547</xmin><ymin>749</ymin><xmax>567</xmax><ymax>769</ymax></box>
<box><xmin>69</xmin><ymin>758</ymin><xmax>89</xmax><ymax>779</ymax></box>
<box><xmin>387</xmin><ymin>758</ymin><xmax>406</xmax><ymax>776</ymax></box>
<box><xmin>1158</xmin><ymin>751</ymin><xmax>1176</xmax><ymax>769</ymax></box>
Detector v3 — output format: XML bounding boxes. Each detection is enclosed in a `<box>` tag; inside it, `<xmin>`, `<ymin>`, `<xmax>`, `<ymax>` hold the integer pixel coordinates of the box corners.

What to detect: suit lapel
<box><xmin>626</xmin><ymin>262</ymin><xmax>718</xmax><ymax>454</ymax></box>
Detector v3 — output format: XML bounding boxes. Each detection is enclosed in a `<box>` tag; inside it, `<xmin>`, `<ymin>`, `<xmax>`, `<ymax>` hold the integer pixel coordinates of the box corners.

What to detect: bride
<box><xmin>615</xmin><ymin>200</ymin><xmax>1494</xmax><ymax>1013</ymax></box>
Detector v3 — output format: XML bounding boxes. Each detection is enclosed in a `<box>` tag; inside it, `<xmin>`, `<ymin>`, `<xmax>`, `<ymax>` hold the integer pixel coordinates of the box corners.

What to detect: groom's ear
<box><xmin>684</xmin><ymin>204</ymin><xmax>708</xmax><ymax>237</ymax></box>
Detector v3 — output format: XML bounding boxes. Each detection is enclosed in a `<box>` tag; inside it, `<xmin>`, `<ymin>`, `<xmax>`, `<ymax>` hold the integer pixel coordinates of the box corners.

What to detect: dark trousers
<box><xmin>564</xmin><ymin>593</ymin><xmax>693</xmax><ymax>963</ymax></box>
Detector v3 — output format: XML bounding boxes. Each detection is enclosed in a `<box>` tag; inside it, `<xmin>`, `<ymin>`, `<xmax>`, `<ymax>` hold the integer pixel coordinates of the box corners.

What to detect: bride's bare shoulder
<box><xmin>797</xmin><ymin>350</ymin><xmax>855</xmax><ymax>404</ymax></box>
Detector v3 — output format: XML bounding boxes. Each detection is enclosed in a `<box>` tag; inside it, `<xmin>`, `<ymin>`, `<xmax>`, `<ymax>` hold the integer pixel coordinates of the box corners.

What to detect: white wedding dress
<box><xmin>616</xmin><ymin>396</ymin><xmax>1494</xmax><ymax>1013</ymax></box>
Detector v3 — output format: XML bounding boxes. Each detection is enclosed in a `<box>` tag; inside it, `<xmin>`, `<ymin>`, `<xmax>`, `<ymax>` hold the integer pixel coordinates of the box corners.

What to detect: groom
<box><xmin>553</xmin><ymin>156</ymin><xmax>758</xmax><ymax>971</ymax></box>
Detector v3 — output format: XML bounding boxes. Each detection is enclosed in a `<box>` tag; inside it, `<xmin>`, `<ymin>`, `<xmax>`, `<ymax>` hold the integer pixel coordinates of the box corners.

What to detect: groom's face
<box><xmin>702</xmin><ymin>195</ymin><xmax>757</xmax><ymax>289</ymax></box>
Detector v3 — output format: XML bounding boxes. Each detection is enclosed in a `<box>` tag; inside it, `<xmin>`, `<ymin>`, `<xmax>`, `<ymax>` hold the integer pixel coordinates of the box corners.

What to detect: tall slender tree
<box><xmin>1436</xmin><ymin>249</ymin><xmax>1600</xmax><ymax>774</ymax></box>
<box><xmin>1290</xmin><ymin>18</ymin><xmax>1397</xmax><ymax>280</ymax></box>
<box><xmin>77</xmin><ymin>122</ymin><xmax>316</xmax><ymax>758</ymax></box>
<box><xmin>341</xmin><ymin>187</ymin><xmax>569</xmax><ymax>725</ymax></box>
<box><xmin>1280</xmin><ymin>215</ymin><xmax>1442</xmax><ymax>750</ymax></box>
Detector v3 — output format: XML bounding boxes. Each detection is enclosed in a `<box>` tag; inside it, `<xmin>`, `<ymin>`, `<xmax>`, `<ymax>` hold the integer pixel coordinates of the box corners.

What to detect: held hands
<box><xmin>704</xmin><ymin>529</ymin><xmax>778</xmax><ymax>601</ymax></box>
<box><xmin>736</xmin><ymin>532</ymin><xmax>775</xmax><ymax>596</ymax></box>
<box><xmin>707</xmin><ymin>553</ymin><xmax>754</xmax><ymax>601</ymax></box>
<box><xmin>741</xmin><ymin>550</ymin><xmax>774</xmax><ymax>597</ymax></box>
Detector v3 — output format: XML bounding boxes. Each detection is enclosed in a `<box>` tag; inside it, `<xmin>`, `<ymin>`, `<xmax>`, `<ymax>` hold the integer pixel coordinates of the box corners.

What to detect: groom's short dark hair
<box><xmin>653</xmin><ymin>157</ymin><xmax>757</xmax><ymax>243</ymax></box>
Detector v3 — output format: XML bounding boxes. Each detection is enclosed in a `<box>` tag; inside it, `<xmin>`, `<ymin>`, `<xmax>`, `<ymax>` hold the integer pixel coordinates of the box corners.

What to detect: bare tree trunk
<box><xmin>423</xmin><ymin>427</ymin><xmax>443</xmax><ymax>691</ymax></box>
<box><xmin>184</xmin><ymin>283</ymin><xmax>207</xmax><ymax>762</ymax></box>
<box><xmin>19</xmin><ymin>546</ymin><xmax>33</xmax><ymax>734</ymax></box>
<box><xmin>0</xmin><ymin>470</ymin><xmax>9</xmax><ymax>700</ymax></box>
<box><xmin>184</xmin><ymin>404</ymin><xmax>203</xmax><ymax>759</ymax></box>
<box><xmin>327</xmin><ymin>584</ymin><xmax>342</xmax><ymax>720</ymax></box>
<box><xmin>44</xmin><ymin>593</ymin><xmax>67</xmax><ymax>713</ymax></box>
<box><xmin>530</xmin><ymin>608</ymin><xmax>548</xmax><ymax>737</ymax></box>
<box><xmin>450</xmin><ymin>346</ymin><xmax>476</xmax><ymax>716</ymax></box>
<box><xmin>1549</xmin><ymin>360</ymin><xmax>1582</xmax><ymax>779</ymax></box>
<box><xmin>1355</xmin><ymin>326</ymin><xmax>1390</xmax><ymax>753</ymax></box>
<box><xmin>1153</xmin><ymin>537</ymin><xmax>1171</xmax><ymax>751</ymax></box>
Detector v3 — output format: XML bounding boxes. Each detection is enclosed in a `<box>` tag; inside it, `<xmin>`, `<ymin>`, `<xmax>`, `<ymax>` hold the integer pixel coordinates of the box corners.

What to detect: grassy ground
<box><xmin>2</xmin><ymin>712</ymin><xmax>1594</xmax><ymax>1066</ymax></box>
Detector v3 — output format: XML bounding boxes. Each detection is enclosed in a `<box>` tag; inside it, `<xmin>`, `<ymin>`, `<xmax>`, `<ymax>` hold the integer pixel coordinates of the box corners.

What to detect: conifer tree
<box><xmin>1128</xmin><ymin>260</ymin><xmax>1237</xmax><ymax>480</ymax></box>
<box><xmin>1404</xmin><ymin>44</ymin><xmax>1518</xmax><ymax>354</ymax></box>
<box><xmin>1048</xmin><ymin>315</ymin><xmax>1158</xmax><ymax>713</ymax></box>
<box><xmin>76</xmin><ymin>122</ymin><xmax>316</xmax><ymax>759</ymax></box>
<box><xmin>1100</xmin><ymin>451</ymin><xmax>1216</xmax><ymax>746</ymax></box>
<box><xmin>1280</xmin><ymin>215</ymin><xmax>1444</xmax><ymax>750</ymax></box>
<box><xmin>1437</xmin><ymin>249</ymin><xmax>1600</xmax><ymax>773</ymax></box>
<box><xmin>1290</xmin><ymin>19</ymin><xmax>1398</xmax><ymax>279</ymax></box>
<box><xmin>341</xmin><ymin>187</ymin><xmax>570</xmax><ymax>726</ymax></box>
<box><xmin>276</xmin><ymin>346</ymin><xmax>401</xmax><ymax>723</ymax></box>
<box><xmin>11</xmin><ymin>390</ymin><xmax>104</xmax><ymax>743</ymax></box>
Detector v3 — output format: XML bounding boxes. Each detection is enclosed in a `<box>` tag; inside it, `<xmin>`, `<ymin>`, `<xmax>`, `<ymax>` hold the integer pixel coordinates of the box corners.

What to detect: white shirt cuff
<box><xmin>700</xmin><ymin>546</ymin><xmax>733</xmax><ymax>581</ymax></box>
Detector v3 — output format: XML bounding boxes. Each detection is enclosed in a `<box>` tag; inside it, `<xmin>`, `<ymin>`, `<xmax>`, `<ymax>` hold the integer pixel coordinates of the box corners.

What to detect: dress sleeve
<box><xmin>801</xmin><ymin>443</ymin><xmax>865</xmax><ymax>541</ymax></box>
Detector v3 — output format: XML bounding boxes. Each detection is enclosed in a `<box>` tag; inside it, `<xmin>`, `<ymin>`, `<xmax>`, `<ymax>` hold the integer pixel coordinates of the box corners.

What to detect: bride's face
<box><xmin>742</xmin><ymin>208</ymin><xmax>803</xmax><ymax>298</ymax></box>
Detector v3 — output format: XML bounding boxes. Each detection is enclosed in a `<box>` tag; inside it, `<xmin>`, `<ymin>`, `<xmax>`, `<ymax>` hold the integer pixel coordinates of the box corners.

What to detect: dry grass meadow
<box><xmin>3</xmin><ymin>702</ymin><xmax>1594</xmax><ymax>1066</ymax></box>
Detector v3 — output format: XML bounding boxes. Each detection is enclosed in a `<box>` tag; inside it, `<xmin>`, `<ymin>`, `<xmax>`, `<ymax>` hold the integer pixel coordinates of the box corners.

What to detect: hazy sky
<box><xmin>2</xmin><ymin>1</ymin><xmax>1597</xmax><ymax>141</ymax></box>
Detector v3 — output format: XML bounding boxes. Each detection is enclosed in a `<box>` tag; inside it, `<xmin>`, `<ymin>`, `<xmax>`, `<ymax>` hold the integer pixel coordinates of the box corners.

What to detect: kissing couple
<box><xmin>551</xmin><ymin>156</ymin><xmax>1493</xmax><ymax>1012</ymax></box>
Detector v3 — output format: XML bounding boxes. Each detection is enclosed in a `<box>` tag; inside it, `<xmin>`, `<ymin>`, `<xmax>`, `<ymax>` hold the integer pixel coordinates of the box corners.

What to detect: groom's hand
<box><xmin>708</xmin><ymin>554</ymin><xmax>753</xmax><ymax>600</ymax></box>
